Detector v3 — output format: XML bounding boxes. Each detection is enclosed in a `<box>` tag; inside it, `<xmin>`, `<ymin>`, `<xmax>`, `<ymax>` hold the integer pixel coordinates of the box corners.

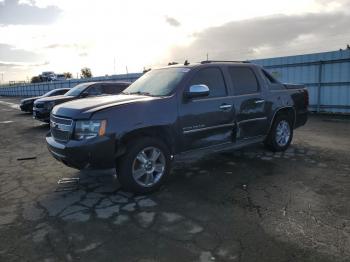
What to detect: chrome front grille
<box><xmin>50</xmin><ymin>115</ymin><xmax>73</xmax><ymax>142</ymax></box>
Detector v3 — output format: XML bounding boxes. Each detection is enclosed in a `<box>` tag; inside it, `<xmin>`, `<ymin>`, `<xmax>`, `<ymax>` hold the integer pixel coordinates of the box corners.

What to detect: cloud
<box><xmin>0</xmin><ymin>61</ymin><xmax>49</xmax><ymax>68</ymax></box>
<box><xmin>45</xmin><ymin>43</ymin><xmax>80</xmax><ymax>49</ymax></box>
<box><xmin>0</xmin><ymin>43</ymin><xmax>39</xmax><ymax>62</ymax></box>
<box><xmin>0</xmin><ymin>62</ymin><xmax>19</xmax><ymax>68</ymax></box>
<box><xmin>316</xmin><ymin>0</ymin><xmax>350</xmax><ymax>7</ymax></box>
<box><xmin>165</xmin><ymin>16</ymin><xmax>181</xmax><ymax>27</ymax></box>
<box><xmin>44</xmin><ymin>43</ymin><xmax>90</xmax><ymax>55</ymax></box>
<box><xmin>0</xmin><ymin>0</ymin><xmax>61</xmax><ymax>26</ymax></box>
<box><xmin>168</xmin><ymin>11</ymin><xmax>350</xmax><ymax>62</ymax></box>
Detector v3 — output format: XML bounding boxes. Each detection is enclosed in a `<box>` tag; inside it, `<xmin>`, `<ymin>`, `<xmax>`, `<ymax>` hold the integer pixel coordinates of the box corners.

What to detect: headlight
<box><xmin>74</xmin><ymin>120</ymin><xmax>107</xmax><ymax>140</ymax></box>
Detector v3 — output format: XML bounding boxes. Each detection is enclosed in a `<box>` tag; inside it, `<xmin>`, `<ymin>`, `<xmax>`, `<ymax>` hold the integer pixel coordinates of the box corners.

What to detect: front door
<box><xmin>179</xmin><ymin>67</ymin><xmax>235</xmax><ymax>151</ymax></box>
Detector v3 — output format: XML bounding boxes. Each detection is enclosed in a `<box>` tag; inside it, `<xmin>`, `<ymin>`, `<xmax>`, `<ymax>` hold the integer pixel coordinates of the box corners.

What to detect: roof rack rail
<box><xmin>200</xmin><ymin>60</ymin><xmax>250</xmax><ymax>64</ymax></box>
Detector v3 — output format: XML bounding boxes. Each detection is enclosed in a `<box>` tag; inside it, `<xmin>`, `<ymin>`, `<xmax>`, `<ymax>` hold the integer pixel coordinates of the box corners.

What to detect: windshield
<box><xmin>123</xmin><ymin>67</ymin><xmax>190</xmax><ymax>96</ymax></box>
<box><xmin>64</xmin><ymin>83</ymin><xmax>90</xmax><ymax>97</ymax></box>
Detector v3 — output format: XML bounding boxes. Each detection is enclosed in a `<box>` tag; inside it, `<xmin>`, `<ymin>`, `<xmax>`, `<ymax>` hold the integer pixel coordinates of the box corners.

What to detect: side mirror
<box><xmin>185</xmin><ymin>84</ymin><xmax>210</xmax><ymax>99</ymax></box>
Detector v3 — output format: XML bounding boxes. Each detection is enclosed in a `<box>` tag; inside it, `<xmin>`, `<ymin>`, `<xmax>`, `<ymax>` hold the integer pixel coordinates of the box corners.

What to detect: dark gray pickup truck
<box><xmin>46</xmin><ymin>61</ymin><xmax>308</xmax><ymax>193</ymax></box>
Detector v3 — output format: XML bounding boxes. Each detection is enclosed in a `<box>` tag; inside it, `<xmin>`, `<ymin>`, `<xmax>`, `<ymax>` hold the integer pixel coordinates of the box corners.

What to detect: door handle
<box><xmin>219</xmin><ymin>104</ymin><xmax>232</xmax><ymax>110</ymax></box>
<box><xmin>254</xmin><ymin>99</ymin><xmax>265</xmax><ymax>104</ymax></box>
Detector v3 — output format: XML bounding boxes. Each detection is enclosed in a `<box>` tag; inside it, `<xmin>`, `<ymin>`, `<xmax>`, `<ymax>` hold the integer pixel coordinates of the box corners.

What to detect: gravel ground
<box><xmin>0</xmin><ymin>97</ymin><xmax>349</xmax><ymax>262</ymax></box>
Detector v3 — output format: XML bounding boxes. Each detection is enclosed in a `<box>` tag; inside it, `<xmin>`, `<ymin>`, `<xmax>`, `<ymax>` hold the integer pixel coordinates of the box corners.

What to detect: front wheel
<box><xmin>264</xmin><ymin>114</ymin><xmax>293</xmax><ymax>152</ymax></box>
<box><xmin>116</xmin><ymin>137</ymin><xmax>171</xmax><ymax>194</ymax></box>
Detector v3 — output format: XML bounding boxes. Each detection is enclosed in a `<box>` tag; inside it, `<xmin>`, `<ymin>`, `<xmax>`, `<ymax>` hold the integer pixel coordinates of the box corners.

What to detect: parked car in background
<box><xmin>33</xmin><ymin>81</ymin><xmax>130</xmax><ymax>122</ymax></box>
<box><xmin>40</xmin><ymin>71</ymin><xmax>56</xmax><ymax>82</ymax></box>
<box><xmin>55</xmin><ymin>74</ymin><xmax>67</xmax><ymax>81</ymax></box>
<box><xmin>46</xmin><ymin>61</ymin><xmax>308</xmax><ymax>193</ymax></box>
<box><xmin>20</xmin><ymin>88</ymin><xmax>70</xmax><ymax>113</ymax></box>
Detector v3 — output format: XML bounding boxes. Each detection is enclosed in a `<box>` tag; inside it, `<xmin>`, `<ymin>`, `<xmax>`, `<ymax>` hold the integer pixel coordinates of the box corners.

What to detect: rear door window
<box><xmin>228</xmin><ymin>67</ymin><xmax>259</xmax><ymax>95</ymax></box>
<box><xmin>189</xmin><ymin>67</ymin><xmax>227</xmax><ymax>98</ymax></box>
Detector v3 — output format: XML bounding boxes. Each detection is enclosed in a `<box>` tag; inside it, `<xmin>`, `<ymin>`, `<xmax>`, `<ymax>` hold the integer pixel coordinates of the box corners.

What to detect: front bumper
<box><xmin>33</xmin><ymin>107</ymin><xmax>50</xmax><ymax>122</ymax></box>
<box><xmin>20</xmin><ymin>103</ymin><xmax>33</xmax><ymax>112</ymax></box>
<box><xmin>46</xmin><ymin>133</ymin><xmax>116</xmax><ymax>170</ymax></box>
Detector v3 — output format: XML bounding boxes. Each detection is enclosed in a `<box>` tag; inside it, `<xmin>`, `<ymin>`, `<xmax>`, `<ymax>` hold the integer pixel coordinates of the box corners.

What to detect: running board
<box><xmin>173</xmin><ymin>136</ymin><xmax>264</xmax><ymax>162</ymax></box>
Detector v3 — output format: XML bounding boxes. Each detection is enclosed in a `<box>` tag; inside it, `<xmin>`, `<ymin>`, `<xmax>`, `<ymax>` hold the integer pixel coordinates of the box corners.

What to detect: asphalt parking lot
<box><xmin>0</xmin><ymin>97</ymin><xmax>349</xmax><ymax>262</ymax></box>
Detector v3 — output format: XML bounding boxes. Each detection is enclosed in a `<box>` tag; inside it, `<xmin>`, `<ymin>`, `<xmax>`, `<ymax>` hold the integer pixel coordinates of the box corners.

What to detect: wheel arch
<box><xmin>267</xmin><ymin>106</ymin><xmax>296</xmax><ymax>135</ymax></box>
<box><xmin>116</xmin><ymin>125</ymin><xmax>175</xmax><ymax>158</ymax></box>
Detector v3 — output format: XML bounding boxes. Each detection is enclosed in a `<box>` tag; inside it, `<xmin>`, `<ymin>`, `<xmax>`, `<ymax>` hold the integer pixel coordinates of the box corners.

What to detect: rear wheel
<box><xmin>116</xmin><ymin>137</ymin><xmax>171</xmax><ymax>193</ymax></box>
<box><xmin>265</xmin><ymin>114</ymin><xmax>293</xmax><ymax>152</ymax></box>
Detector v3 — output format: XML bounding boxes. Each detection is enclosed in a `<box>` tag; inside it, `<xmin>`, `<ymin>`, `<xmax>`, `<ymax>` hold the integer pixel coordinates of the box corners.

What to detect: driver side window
<box><xmin>189</xmin><ymin>67</ymin><xmax>227</xmax><ymax>98</ymax></box>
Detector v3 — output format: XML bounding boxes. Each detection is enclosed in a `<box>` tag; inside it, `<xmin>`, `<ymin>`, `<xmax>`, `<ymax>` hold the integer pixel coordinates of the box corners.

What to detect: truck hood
<box><xmin>35</xmin><ymin>95</ymin><xmax>75</xmax><ymax>104</ymax></box>
<box><xmin>21</xmin><ymin>96</ymin><xmax>41</xmax><ymax>103</ymax></box>
<box><xmin>52</xmin><ymin>94</ymin><xmax>156</xmax><ymax>119</ymax></box>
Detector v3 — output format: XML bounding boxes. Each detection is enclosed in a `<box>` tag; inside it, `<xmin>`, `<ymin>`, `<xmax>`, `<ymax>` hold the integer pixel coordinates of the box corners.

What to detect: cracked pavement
<box><xmin>0</xmin><ymin>97</ymin><xmax>349</xmax><ymax>262</ymax></box>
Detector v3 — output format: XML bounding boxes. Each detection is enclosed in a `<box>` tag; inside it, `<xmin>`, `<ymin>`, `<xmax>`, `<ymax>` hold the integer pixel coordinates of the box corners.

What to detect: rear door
<box><xmin>228</xmin><ymin>66</ymin><xmax>269</xmax><ymax>139</ymax></box>
<box><xmin>178</xmin><ymin>67</ymin><xmax>235</xmax><ymax>151</ymax></box>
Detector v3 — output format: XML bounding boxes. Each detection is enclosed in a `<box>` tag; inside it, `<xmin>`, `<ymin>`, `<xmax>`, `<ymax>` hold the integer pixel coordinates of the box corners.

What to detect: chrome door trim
<box><xmin>237</xmin><ymin>117</ymin><xmax>267</xmax><ymax>125</ymax></box>
<box><xmin>183</xmin><ymin>123</ymin><xmax>235</xmax><ymax>134</ymax></box>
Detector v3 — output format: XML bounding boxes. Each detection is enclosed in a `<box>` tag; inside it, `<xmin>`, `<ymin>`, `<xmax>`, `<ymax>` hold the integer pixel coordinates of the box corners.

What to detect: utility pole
<box><xmin>206</xmin><ymin>53</ymin><xmax>209</xmax><ymax>61</ymax></box>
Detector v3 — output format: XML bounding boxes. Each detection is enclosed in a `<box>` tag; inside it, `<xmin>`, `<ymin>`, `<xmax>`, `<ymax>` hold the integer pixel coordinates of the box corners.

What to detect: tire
<box><xmin>116</xmin><ymin>137</ymin><xmax>171</xmax><ymax>194</ymax></box>
<box><xmin>264</xmin><ymin>114</ymin><xmax>293</xmax><ymax>152</ymax></box>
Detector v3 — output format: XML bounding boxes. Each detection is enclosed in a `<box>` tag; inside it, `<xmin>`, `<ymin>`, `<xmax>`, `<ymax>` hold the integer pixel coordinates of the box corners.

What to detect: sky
<box><xmin>0</xmin><ymin>0</ymin><xmax>350</xmax><ymax>82</ymax></box>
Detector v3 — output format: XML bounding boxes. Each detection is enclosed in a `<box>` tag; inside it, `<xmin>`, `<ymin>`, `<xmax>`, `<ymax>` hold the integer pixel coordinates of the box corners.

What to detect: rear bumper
<box><xmin>33</xmin><ymin>108</ymin><xmax>50</xmax><ymax>122</ymax></box>
<box><xmin>46</xmin><ymin>133</ymin><xmax>116</xmax><ymax>170</ymax></box>
<box><xmin>295</xmin><ymin>110</ymin><xmax>308</xmax><ymax>128</ymax></box>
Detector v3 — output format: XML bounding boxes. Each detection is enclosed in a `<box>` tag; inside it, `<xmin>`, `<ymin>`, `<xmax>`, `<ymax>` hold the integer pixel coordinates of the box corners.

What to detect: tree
<box><xmin>63</xmin><ymin>72</ymin><xmax>72</xmax><ymax>79</ymax></box>
<box><xmin>80</xmin><ymin>67</ymin><xmax>92</xmax><ymax>78</ymax></box>
<box><xmin>31</xmin><ymin>76</ymin><xmax>42</xmax><ymax>83</ymax></box>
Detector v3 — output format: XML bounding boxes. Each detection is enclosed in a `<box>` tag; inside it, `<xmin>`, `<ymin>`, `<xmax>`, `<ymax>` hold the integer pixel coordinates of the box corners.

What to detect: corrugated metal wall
<box><xmin>251</xmin><ymin>49</ymin><xmax>350</xmax><ymax>113</ymax></box>
<box><xmin>0</xmin><ymin>73</ymin><xmax>142</xmax><ymax>97</ymax></box>
<box><xmin>1</xmin><ymin>50</ymin><xmax>349</xmax><ymax>113</ymax></box>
